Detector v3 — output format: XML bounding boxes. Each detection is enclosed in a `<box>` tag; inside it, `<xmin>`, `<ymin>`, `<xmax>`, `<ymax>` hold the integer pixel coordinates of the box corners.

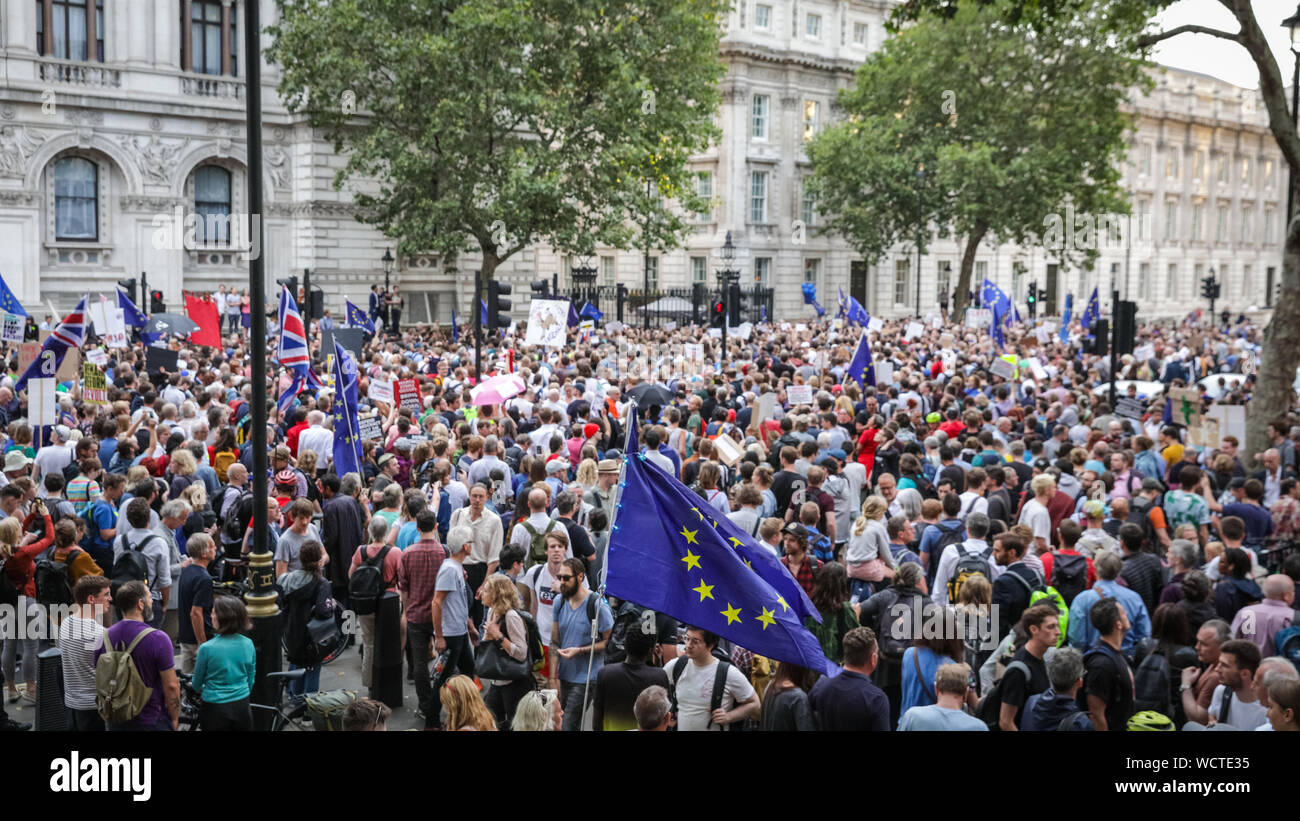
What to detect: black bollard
<box><xmin>371</xmin><ymin>591</ymin><xmax>403</xmax><ymax>710</ymax></box>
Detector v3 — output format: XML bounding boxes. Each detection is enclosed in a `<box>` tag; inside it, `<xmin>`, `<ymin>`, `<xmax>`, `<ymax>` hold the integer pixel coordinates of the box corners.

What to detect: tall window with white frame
<box><xmin>806</xmin><ymin>12</ymin><xmax>821</xmax><ymax>38</ymax></box>
<box><xmin>1265</xmin><ymin>207</ymin><xmax>1276</xmax><ymax>244</ymax></box>
<box><xmin>194</xmin><ymin>165</ymin><xmax>232</xmax><ymax>244</ymax></box>
<box><xmin>802</xmin><ymin>100</ymin><xmax>819</xmax><ymax>142</ymax></box>
<box><xmin>974</xmin><ymin>260</ymin><xmax>987</xmax><ymax>282</ymax></box>
<box><xmin>695</xmin><ymin>171</ymin><xmax>713</xmax><ymax>221</ymax></box>
<box><xmin>750</xmin><ymin>171</ymin><xmax>768</xmax><ymax>223</ymax></box>
<box><xmin>600</xmin><ymin>255</ymin><xmax>615</xmax><ymax>287</ymax></box>
<box><xmin>801</xmin><ymin>182</ymin><xmax>816</xmax><ymax>226</ymax></box>
<box><xmin>645</xmin><ymin>257</ymin><xmax>658</xmax><ymax>291</ymax></box>
<box><xmin>1215</xmin><ymin>204</ymin><xmax>1228</xmax><ymax>243</ymax></box>
<box><xmin>1191</xmin><ymin>202</ymin><xmax>1204</xmax><ymax>241</ymax></box>
<box><xmin>1166</xmin><ymin>263</ymin><xmax>1177</xmax><ymax>300</ymax></box>
<box><xmin>1139</xmin><ymin>262</ymin><xmax>1150</xmax><ymax>300</ymax></box>
<box><xmin>54</xmin><ymin>156</ymin><xmax>98</xmax><ymax>241</ymax></box>
<box><xmin>1242</xmin><ymin>264</ymin><xmax>1252</xmax><ymax>299</ymax></box>
<box><xmin>1137</xmin><ymin>199</ymin><xmax>1150</xmax><ymax>240</ymax></box>
<box><xmin>182</xmin><ymin>0</ymin><xmax>238</xmax><ymax>76</ymax></box>
<box><xmin>1167</xmin><ymin>147</ymin><xmax>1180</xmax><ymax>181</ymax></box>
<box><xmin>1139</xmin><ymin>142</ymin><xmax>1152</xmax><ymax>176</ymax></box>
<box><xmin>754</xmin><ymin>3</ymin><xmax>771</xmax><ymax>30</ymax></box>
<box><xmin>1164</xmin><ymin>200</ymin><xmax>1178</xmax><ymax>240</ymax></box>
<box><xmin>751</xmin><ymin>94</ymin><xmax>769</xmax><ymax>140</ymax></box>
<box><xmin>804</xmin><ymin>259</ymin><xmax>821</xmax><ymax>300</ymax></box>
<box><xmin>853</xmin><ymin>22</ymin><xmax>868</xmax><ymax>45</ymax></box>
<box><xmin>894</xmin><ymin>260</ymin><xmax>909</xmax><ymax>306</ymax></box>
<box><xmin>36</xmin><ymin>0</ymin><xmax>105</xmax><ymax>61</ymax></box>
<box><xmin>754</xmin><ymin>257</ymin><xmax>770</xmax><ymax>287</ymax></box>
<box><xmin>1241</xmin><ymin>207</ymin><xmax>1253</xmax><ymax>243</ymax></box>
<box><xmin>691</xmin><ymin>256</ymin><xmax>707</xmax><ymax>285</ymax></box>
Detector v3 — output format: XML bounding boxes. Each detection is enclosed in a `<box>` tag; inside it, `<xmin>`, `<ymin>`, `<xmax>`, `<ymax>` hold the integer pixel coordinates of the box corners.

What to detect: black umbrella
<box><xmin>143</xmin><ymin>313</ymin><xmax>199</xmax><ymax>337</ymax></box>
<box><xmin>626</xmin><ymin>383</ymin><xmax>673</xmax><ymax>409</ymax></box>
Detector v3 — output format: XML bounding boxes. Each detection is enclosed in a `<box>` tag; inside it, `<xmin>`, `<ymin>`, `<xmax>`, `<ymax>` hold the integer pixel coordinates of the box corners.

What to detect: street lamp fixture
<box><xmin>382</xmin><ymin>247</ymin><xmax>394</xmax><ymax>291</ymax></box>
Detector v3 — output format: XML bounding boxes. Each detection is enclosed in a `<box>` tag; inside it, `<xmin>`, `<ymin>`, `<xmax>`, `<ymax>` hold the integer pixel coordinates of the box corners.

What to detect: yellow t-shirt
<box><xmin>1162</xmin><ymin>443</ymin><xmax>1184</xmax><ymax>468</ymax></box>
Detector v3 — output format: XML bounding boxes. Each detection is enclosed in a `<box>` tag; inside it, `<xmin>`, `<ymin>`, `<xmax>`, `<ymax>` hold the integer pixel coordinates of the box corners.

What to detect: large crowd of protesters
<box><xmin>0</xmin><ymin>288</ymin><xmax>1298</xmax><ymax>733</ymax></box>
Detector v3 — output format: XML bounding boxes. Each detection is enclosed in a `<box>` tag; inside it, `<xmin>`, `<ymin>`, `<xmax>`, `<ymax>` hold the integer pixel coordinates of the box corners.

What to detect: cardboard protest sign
<box><xmin>368</xmin><ymin>379</ymin><xmax>393</xmax><ymax>405</ymax></box>
<box><xmin>524</xmin><ymin>299</ymin><xmax>569</xmax><ymax>348</ymax></box>
<box><xmin>17</xmin><ymin>342</ymin><xmax>39</xmax><ymax>377</ymax></box>
<box><xmin>787</xmin><ymin>385</ymin><xmax>813</xmax><ymax>405</ymax></box>
<box><xmin>357</xmin><ymin>416</ymin><xmax>383</xmax><ymax>441</ymax></box>
<box><xmin>1</xmin><ymin>312</ymin><xmax>24</xmax><ymax>343</ymax></box>
<box><xmin>83</xmin><ymin>361</ymin><xmax>108</xmax><ymax>405</ymax></box>
<box><xmin>145</xmin><ymin>346</ymin><xmax>179</xmax><ymax>375</ymax></box>
<box><xmin>394</xmin><ymin>378</ymin><xmax>422</xmax><ymax>413</ymax></box>
<box><xmin>1167</xmin><ymin>387</ymin><xmax>1202</xmax><ymax>428</ymax></box>
<box><xmin>712</xmin><ymin>432</ymin><xmax>743</xmax><ymax>467</ymax></box>
<box><xmin>1115</xmin><ymin>397</ymin><xmax>1146</xmax><ymax>421</ymax></box>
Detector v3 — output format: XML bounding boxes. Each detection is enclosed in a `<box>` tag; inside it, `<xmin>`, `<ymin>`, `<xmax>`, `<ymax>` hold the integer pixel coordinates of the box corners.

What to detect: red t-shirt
<box><xmin>857</xmin><ymin>428</ymin><xmax>880</xmax><ymax>476</ymax></box>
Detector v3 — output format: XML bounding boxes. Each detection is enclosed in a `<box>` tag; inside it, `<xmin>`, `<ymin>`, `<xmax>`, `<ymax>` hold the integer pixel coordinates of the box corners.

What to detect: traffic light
<box><xmin>1037</xmin><ymin>286</ymin><xmax>1048</xmax><ymax>304</ymax></box>
<box><xmin>306</xmin><ymin>287</ymin><xmax>325</xmax><ymax>321</ymax></box>
<box><xmin>1212</xmin><ymin>281</ymin><xmax>1221</xmax><ymax>300</ymax></box>
<box><xmin>276</xmin><ymin>276</ymin><xmax>299</xmax><ymax>301</ymax></box>
<box><xmin>1090</xmin><ymin>319</ymin><xmax>1109</xmax><ymax>356</ymax></box>
<box><xmin>1115</xmin><ymin>300</ymin><xmax>1137</xmax><ymax>355</ymax></box>
<box><xmin>1026</xmin><ymin>280</ymin><xmax>1037</xmax><ymax>304</ymax></box>
<box><xmin>486</xmin><ymin>279</ymin><xmax>512</xmax><ymax>330</ymax></box>
<box><xmin>530</xmin><ymin>280</ymin><xmax>549</xmax><ymax>299</ymax></box>
<box><xmin>117</xmin><ymin>278</ymin><xmax>137</xmax><ymax>306</ymax></box>
<box><xmin>1201</xmin><ymin>276</ymin><xmax>1215</xmax><ymax>299</ymax></box>
<box><xmin>150</xmin><ymin>290</ymin><xmax>165</xmax><ymax>313</ymax></box>
<box><xmin>711</xmin><ymin>299</ymin><xmax>725</xmax><ymax>328</ymax></box>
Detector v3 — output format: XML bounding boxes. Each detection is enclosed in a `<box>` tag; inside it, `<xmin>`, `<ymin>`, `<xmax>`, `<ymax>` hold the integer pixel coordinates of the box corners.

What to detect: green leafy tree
<box><xmin>894</xmin><ymin>0</ymin><xmax>1300</xmax><ymax>470</ymax></box>
<box><xmin>808</xmin><ymin>0</ymin><xmax>1149</xmax><ymax>317</ymax></box>
<box><xmin>268</xmin><ymin>0</ymin><xmax>726</xmax><ymax>285</ymax></box>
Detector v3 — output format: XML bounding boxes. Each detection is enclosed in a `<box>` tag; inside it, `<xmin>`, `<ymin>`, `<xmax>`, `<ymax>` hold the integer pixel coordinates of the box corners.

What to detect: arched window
<box><xmin>54</xmin><ymin>156</ymin><xmax>98</xmax><ymax>240</ymax></box>
<box><xmin>194</xmin><ymin>165</ymin><xmax>232</xmax><ymax>243</ymax></box>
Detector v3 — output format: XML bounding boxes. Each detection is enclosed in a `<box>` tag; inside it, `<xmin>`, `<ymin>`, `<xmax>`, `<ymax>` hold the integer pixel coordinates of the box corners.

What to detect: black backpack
<box><xmin>0</xmin><ymin>558</ymin><xmax>18</xmax><ymax>607</ymax></box>
<box><xmin>1133</xmin><ymin>647</ymin><xmax>1172</xmax><ymax>717</ymax></box>
<box><xmin>347</xmin><ymin>545</ymin><xmax>391</xmax><ymax>615</ymax></box>
<box><xmin>668</xmin><ymin>655</ymin><xmax>735</xmax><ymax>731</ymax></box>
<box><xmin>516</xmin><ymin>608</ymin><xmax>545</xmax><ymax>672</ymax></box>
<box><xmin>882</xmin><ymin>592</ymin><xmax>930</xmax><ymax>659</ymax></box>
<box><xmin>110</xmin><ymin>534</ymin><xmax>158</xmax><ymax>598</ymax></box>
<box><xmin>34</xmin><ymin>545</ymin><xmax>83</xmax><ymax>606</ymax></box>
<box><xmin>1125</xmin><ymin>499</ymin><xmax>1158</xmax><ymax>550</ymax></box>
<box><xmin>1050</xmin><ymin>552</ymin><xmax>1089</xmax><ymax>605</ymax></box>
<box><xmin>975</xmin><ymin>659</ymin><xmax>1032</xmax><ymax>730</ymax></box>
<box><xmin>283</xmin><ymin>577</ymin><xmax>337</xmax><ymax>666</ymax></box>
<box><xmin>221</xmin><ymin>488</ymin><xmax>255</xmax><ymax>545</ymax></box>
<box><xmin>906</xmin><ymin>473</ymin><xmax>938</xmax><ymax>501</ymax></box>
<box><xmin>947</xmin><ymin>544</ymin><xmax>994</xmax><ymax>604</ymax></box>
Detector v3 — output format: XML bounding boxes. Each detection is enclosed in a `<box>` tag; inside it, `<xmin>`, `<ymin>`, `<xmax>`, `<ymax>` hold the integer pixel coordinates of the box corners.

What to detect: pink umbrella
<box><xmin>470</xmin><ymin>372</ymin><xmax>526</xmax><ymax>406</ymax></box>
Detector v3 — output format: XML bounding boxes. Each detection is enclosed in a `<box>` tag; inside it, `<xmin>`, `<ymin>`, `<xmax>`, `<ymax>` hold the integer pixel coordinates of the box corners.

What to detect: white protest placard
<box><xmin>104</xmin><ymin>307</ymin><xmax>128</xmax><ymax>349</ymax></box>
<box><xmin>780</xmin><ymin>322</ymin><xmax>791</xmax><ymax>331</ymax></box>
<box><xmin>1134</xmin><ymin>343</ymin><xmax>1155</xmax><ymax>362</ymax></box>
<box><xmin>1204</xmin><ymin>403</ymin><xmax>1246</xmax><ymax>444</ymax></box>
<box><xmin>86</xmin><ymin>347</ymin><xmax>108</xmax><ymax>367</ymax></box>
<box><xmin>683</xmin><ymin>343</ymin><xmax>703</xmax><ymax>362</ymax></box>
<box><xmin>787</xmin><ymin>385</ymin><xmax>813</xmax><ymax>405</ymax></box>
<box><xmin>736</xmin><ymin>322</ymin><xmax>752</xmax><ymax>341</ymax></box>
<box><xmin>990</xmin><ymin>358</ymin><xmax>1016</xmax><ymax>380</ymax></box>
<box><xmin>867</xmin><ymin>317</ymin><xmax>884</xmax><ymax>333</ymax></box>
<box><xmin>664</xmin><ymin>321</ymin><xmax>677</xmax><ymax>332</ymax></box>
<box><xmin>29</xmin><ymin>377</ymin><xmax>55</xmax><ymax>425</ymax></box>
<box><xmin>930</xmin><ymin>316</ymin><xmax>943</xmax><ymax>329</ymax></box>
<box><xmin>87</xmin><ymin>298</ymin><xmax>108</xmax><ymax>336</ymax></box>
<box><xmin>905</xmin><ymin>322</ymin><xmax>924</xmax><ymax>340</ymax></box>
<box><xmin>755</xmin><ymin>392</ymin><xmax>778</xmax><ymax>428</ymax></box>
<box><xmin>368</xmin><ymin>379</ymin><xmax>393</xmax><ymax>405</ymax></box>
<box><xmin>874</xmin><ymin>361</ymin><xmax>894</xmax><ymax>386</ymax></box>
<box><xmin>1025</xmin><ymin>357</ymin><xmax>1048</xmax><ymax>381</ymax></box>
<box><xmin>1</xmin><ymin>312</ymin><xmax>24</xmax><ymax>343</ymax></box>
<box><xmin>707</xmin><ymin>328</ymin><xmax>721</xmax><ymax>338</ymax></box>
<box><xmin>524</xmin><ymin>299</ymin><xmax>569</xmax><ymax>348</ymax></box>
<box><xmin>965</xmin><ymin>309</ymin><xmax>993</xmax><ymax>328</ymax></box>
<box><xmin>1040</xmin><ymin>321</ymin><xmax>1057</xmax><ymax>334</ymax></box>
<box><xmin>1035</xmin><ymin>327</ymin><xmax>1052</xmax><ymax>344</ymax></box>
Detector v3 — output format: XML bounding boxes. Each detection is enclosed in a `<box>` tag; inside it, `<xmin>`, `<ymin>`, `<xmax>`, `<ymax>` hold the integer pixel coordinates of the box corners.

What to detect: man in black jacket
<box><xmin>321</xmin><ymin>473</ymin><xmax>366</xmax><ymax>607</ymax></box>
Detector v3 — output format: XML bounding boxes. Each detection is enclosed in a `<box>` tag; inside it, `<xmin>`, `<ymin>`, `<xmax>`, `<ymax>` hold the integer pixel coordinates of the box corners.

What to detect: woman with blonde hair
<box><xmin>575</xmin><ymin>458</ymin><xmax>598</xmax><ymax>492</ymax></box>
<box><xmin>440</xmin><ymin>675</ymin><xmax>498</xmax><ymax>731</ymax></box>
<box><xmin>296</xmin><ymin>450</ymin><xmax>323</xmax><ymax>510</ymax></box>
<box><xmin>476</xmin><ymin>573</ymin><xmax>534</xmax><ymax>728</ymax></box>
<box><xmin>167</xmin><ymin>448</ymin><xmax>198</xmax><ymax>500</ymax></box>
<box><xmin>954</xmin><ymin>574</ymin><xmax>994</xmax><ymax>692</ymax></box>
<box><xmin>845</xmin><ymin>495</ymin><xmax>895</xmax><ymax>598</ymax></box>
<box><xmin>511</xmin><ymin>688</ymin><xmax>562</xmax><ymax>731</ymax></box>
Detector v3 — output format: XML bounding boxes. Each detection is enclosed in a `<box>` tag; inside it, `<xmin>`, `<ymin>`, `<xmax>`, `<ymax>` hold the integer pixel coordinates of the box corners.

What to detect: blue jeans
<box><xmin>286</xmin><ymin>664</ymin><xmax>321</xmax><ymax>700</ymax></box>
<box><xmin>850</xmin><ymin>579</ymin><xmax>874</xmax><ymax>604</ymax></box>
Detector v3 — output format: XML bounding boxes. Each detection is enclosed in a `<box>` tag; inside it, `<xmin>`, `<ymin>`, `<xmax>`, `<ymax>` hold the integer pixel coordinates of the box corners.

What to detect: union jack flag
<box><xmin>277</xmin><ymin>286</ymin><xmax>322</xmax><ymax>414</ymax></box>
<box><xmin>15</xmin><ymin>294</ymin><xmax>87</xmax><ymax>393</ymax></box>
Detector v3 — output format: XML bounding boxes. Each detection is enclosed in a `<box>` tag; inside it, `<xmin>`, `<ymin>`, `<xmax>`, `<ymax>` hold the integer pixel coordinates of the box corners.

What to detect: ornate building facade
<box><xmin>0</xmin><ymin>0</ymin><xmax>1284</xmax><ymax>321</ymax></box>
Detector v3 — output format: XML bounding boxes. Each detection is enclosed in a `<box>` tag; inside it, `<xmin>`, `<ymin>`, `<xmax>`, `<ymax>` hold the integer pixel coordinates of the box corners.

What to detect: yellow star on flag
<box><xmin>720</xmin><ymin>603</ymin><xmax>742</xmax><ymax>625</ymax></box>
<box><xmin>681</xmin><ymin>550</ymin><xmax>701</xmax><ymax>571</ymax></box>
<box><xmin>692</xmin><ymin>580</ymin><xmax>715</xmax><ymax>602</ymax></box>
<box><xmin>728</xmin><ymin>537</ymin><xmax>743</xmax><ymax>548</ymax></box>
<box><xmin>776</xmin><ymin>594</ymin><xmax>789</xmax><ymax>612</ymax></box>
<box><xmin>690</xmin><ymin>506</ymin><xmax>704</xmax><ymax>521</ymax></box>
<box><xmin>679</xmin><ymin>526</ymin><xmax>699</xmax><ymax>545</ymax></box>
<box><xmin>756</xmin><ymin>607</ymin><xmax>777</xmax><ymax>631</ymax></box>
<box><xmin>744</xmin><ymin>559</ymin><xmax>753</xmax><ymax>570</ymax></box>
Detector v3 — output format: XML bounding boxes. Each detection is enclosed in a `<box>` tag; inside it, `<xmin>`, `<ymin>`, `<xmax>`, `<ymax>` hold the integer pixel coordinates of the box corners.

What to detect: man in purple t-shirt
<box><xmin>94</xmin><ymin>580</ymin><xmax>180</xmax><ymax>731</ymax></box>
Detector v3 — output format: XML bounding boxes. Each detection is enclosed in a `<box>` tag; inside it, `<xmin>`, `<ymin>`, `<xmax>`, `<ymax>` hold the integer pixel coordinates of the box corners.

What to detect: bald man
<box><xmin>1230</xmin><ymin>575</ymin><xmax>1295</xmax><ymax>657</ymax></box>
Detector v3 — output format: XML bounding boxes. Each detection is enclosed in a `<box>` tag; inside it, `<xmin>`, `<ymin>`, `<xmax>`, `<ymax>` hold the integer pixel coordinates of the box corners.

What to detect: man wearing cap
<box><xmin>270</xmin><ymin>446</ymin><xmax>309</xmax><ymax>500</ymax></box>
<box><xmin>1076</xmin><ymin>500</ymin><xmax>1118</xmax><ymax>558</ymax></box>
<box><xmin>32</xmin><ymin>425</ymin><xmax>74</xmax><ymax>495</ymax></box>
<box><xmin>0</xmin><ymin>450</ymin><xmax>31</xmax><ymax>490</ymax></box>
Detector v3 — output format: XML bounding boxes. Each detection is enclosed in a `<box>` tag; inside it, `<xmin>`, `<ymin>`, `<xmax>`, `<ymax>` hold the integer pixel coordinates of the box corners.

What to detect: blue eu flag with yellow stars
<box><xmin>0</xmin><ymin>272</ymin><xmax>27</xmax><ymax>317</ymax></box>
<box><xmin>846</xmin><ymin>332</ymin><xmax>876</xmax><ymax>390</ymax></box>
<box><xmin>345</xmin><ymin>299</ymin><xmax>376</xmax><ymax>335</ymax></box>
<box><xmin>331</xmin><ymin>339</ymin><xmax>363</xmax><ymax>477</ymax></box>
<box><xmin>605</xmin><ymin>408</ymin><xmax>835</xmax><ymax>675</ymax></box>
<box><xmin>1080</xmin><ymin>286</ymin><xmax>1099</xmax><ymax>331</ymax></box>
<box><xmin>981</xmin><ymin>278</ymin><xmax>1011</xmax><ymax>349</ymax></box>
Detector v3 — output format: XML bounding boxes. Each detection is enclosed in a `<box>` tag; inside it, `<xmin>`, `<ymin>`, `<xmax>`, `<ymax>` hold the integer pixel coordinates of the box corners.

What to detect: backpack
<box><xmin>1124</xmin><ymin>499</ymin><xmax>1158</xmax><ymax>550</ymax></box>
<box><xmin>906</xmin><ymin>473</ymin><xmax>938</xmax><ymax>501</ymax></box>
<box><xmin>347</xmin><ymin>545</ymin><xmax>391</xmax><ymax>616</ymax></box>
<box><xmin>283</xmin><ymin>577</ymin><xmax>337</xmax><ymax>667</ymax></box>
<box><xmin>974</xmin><ymin>659</ymin><xmax>1032</xmax><ymax>730</ymax></box>
<box><xmin>1004</xmin><ymin>567</ymin><xmax>1069</xmax><ymax>647</ymax></box>
<box><xmin>1275</xmin><ymin>609</ymin><xmax>1300</xmax><ymax>673</ymax></box>
<box><xmin>0</xmin><ymin>557</ymin><xmax>18</xmax><ymax>608</ymax></box>
<box><xmin>221</xmin><ymin>488</ymin><xmax>254</xmax><ymax>545</ymax></box>
<box><xmin>1050</xmin><ymin>552</ymin><xmax>1089</xmax><ymax>605</ymax></box>
<box><xmin>947</xmin><ymin>544</ymin><xmax>994</xmax><ymax>604</ymax></box>
<box><xmin>668</xmin><ymin>655</ymin><xmax>735</xmax><ymax>731</ymax></box>
<box><xmin>516</xmin><ymin>608</ymin><xmax>546</xmax><ymax>672</ymax></box>
<box><xmin>520</xmin><ymin>519</ymin><xmax>559</xmax><ymax>568</ymax></box>
<box><xmin>807</xmin><ymin>527</ymin><xmax>834</xmax><ymax>563</ymax></box>
<box><xmin>213</xmin><ymin>451</ymin><xmax>237</xmax><ymax>483</ymax></box>
<box><xmin>110</xmin><ymin>534</ymin><xmax>158</xmax><ymax>599</ymax></box>
<box><xmin>1133</xmin><ymin>646</ymin><xmax>1172</xmax><ymax>717</ymax></box>
<box><xmin>34</xmin><ymin>545</ymin><xmax>83</xmax><ymax>606</ymax></box>
<box><xmin>882</xmin><ymin>592</ymin><xmax>929</xmax><ymax>659</ymax></box>
<box><xmin>95</xmin><ymin>626</ymin><xmax>158</xmax><ymax>724</ymax></box>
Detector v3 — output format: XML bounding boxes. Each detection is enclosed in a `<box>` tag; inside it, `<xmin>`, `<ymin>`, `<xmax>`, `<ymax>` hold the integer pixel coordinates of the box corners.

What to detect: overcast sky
<box><xmin>1151</xmin><ymin>0</ymin><xmax>1300</xmax><ymax>88</ymax></box>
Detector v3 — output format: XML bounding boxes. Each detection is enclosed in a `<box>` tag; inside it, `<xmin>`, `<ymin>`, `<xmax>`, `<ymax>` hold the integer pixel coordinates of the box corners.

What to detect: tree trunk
<box><xmin>1247</xmin><ymin>211</ymin><xmax>1300</xmax><ymax>470</ymax></box>
<box><xmin>950</xmin><ymin>222</ymin><xmax>988</xmax><ymax>318</ymax></box>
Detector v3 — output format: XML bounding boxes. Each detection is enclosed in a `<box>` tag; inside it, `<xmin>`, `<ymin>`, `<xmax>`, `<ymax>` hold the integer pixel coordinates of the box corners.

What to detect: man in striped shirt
<box><xmin>59</xmin><ymin>575</ymin><xmax>111</xmax><ymax>731</ymax></box>
<box><xmin>398</xmin><ymin>509</ymin><xmax>447</xmax><ymax>728</ymax></box>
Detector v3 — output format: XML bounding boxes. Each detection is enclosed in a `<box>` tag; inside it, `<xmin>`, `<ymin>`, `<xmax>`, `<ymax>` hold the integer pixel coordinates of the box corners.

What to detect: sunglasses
<box><xmin>556</xmin><ymin>574</ymin><xmax>575</xmax><ymax>581</ymax></box>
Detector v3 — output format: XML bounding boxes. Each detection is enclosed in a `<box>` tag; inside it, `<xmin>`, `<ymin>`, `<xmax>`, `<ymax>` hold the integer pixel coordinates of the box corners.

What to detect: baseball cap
<box><xmin>827</xmin><ymin>448</ymin><xmax>847</xmax><ymax>461</ymax></box>
<box><xmin>1140</xmin><ymin>477</ymin><xmax>1163</xmax><ymax>492</ymax></box>
<box><xmin>781</xmin><ymin>522</ymin><xmax>808</xmax><ymax>539</ymax></box>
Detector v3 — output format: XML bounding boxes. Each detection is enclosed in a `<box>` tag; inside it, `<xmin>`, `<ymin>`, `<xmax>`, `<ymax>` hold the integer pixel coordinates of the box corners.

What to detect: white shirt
<box><xmin>662</xmin><ymin>657</ymin><xmax>755</xmax><ymax>731</ymax></box>
<box><xmin>1019</xmin><ymin>498</ymin><xmax>1052</xmax><ymax>546</ymax></box>
<box><xmin>214</xmin><ymin>291</ymin><xmax>228</xmax><ymax>314</ymax></box>
<box><xmin>957</xmin><ymin>491</ymin><xmax>988</xmax><ymax>521</ymax></box>
<box><xmin>33</xmin><ymin>444</ymin><xmax>73</xmax><ymax>494</ymax></box>
<box><xmin>1207</xmin><ymin>685</ymin><xmax>1268</xmax><ymax>730</ymax></box>
<box><xmin>931</xmin><ymin>538</ymin><xmax>1002</xmax><ymax>606</ymax></box>
<box><xmin>527</xmin><ymin>562</ymin><xmax>586</xmax><ymax>639</ymax></box>
<box><xmin>511</xmin><ymin>511</ymin><xmax>570</xmax><ymax>556</ymax></box>
<box><xmin>297</xmin><ymin>425</ymin><xmax>335</xmax><ymax>465</ymax></box>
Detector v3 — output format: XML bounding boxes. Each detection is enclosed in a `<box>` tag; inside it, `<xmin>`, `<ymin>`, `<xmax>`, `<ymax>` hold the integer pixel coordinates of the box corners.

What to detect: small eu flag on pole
<box><xmin>1060</xmin><ymin>293</ymin><xmax>1073</xmax><ymax>343</ymax></box>
<box><xmin>0</xmin><ymin>272</ymin><xmax>28</xmax><ymax>318</ymax></box>
<box><xmin>345</xmin><ymin>299</ymin><xmax>376</xmax><ymax>335</ymax></box>
<box><xmin>846</xmin><ymin>332</ymin><xmax>876</xmax><ymax>390</ymax></box>
<box><xmin>1080</xmin><ymin>286</ymin><xmax>1100</xmax><ymax>331</ymax></box>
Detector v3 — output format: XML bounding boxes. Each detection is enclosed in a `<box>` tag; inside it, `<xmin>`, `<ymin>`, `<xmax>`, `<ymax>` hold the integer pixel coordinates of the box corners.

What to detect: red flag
<box><xmin>184</xmin><ymin>293</ymin><xmax>221</xmax><ymax>348</ymax></box>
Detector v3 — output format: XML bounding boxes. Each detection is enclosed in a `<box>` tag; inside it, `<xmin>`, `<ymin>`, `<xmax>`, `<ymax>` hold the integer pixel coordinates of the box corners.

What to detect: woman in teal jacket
<box><xmin>193</xmin><ymin>595</ymin><xmax>257</xmax><ymax>731</ymax></box>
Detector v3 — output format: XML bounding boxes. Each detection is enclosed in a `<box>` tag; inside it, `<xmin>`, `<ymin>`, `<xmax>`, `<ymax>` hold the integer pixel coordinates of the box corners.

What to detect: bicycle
<box><xmin>177</xmin><ymin>669</ymin><xmax>311</xmax><ymax>731</ymax></box>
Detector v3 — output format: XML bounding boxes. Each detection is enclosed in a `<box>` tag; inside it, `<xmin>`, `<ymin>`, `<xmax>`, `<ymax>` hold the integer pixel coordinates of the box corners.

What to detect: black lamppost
<box><xmin>717</xmin><ymin>231</ymin><xmax>741</xmax><ymax>365</ymax></box>
<box><xmin>915</xmin><ymin>165</ymin><xmax>925</xmax><ymax>318</ymax></box>
<box><xmin>1283</xmin><ymin>5</ymin><xmax>1300</xmax><ymax>228</ymax></box>
<box><xmin>382</xmin><ymin>247</ymin><xmax>394</xmax><ymax>292</ymax></box>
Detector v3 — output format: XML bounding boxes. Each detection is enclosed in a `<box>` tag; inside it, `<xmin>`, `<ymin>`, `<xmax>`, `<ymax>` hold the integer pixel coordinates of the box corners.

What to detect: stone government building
<box><xmin>0</xmin><ymin>0</ymin><xmax>1285</xmax><ymax>323</ymax></box>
